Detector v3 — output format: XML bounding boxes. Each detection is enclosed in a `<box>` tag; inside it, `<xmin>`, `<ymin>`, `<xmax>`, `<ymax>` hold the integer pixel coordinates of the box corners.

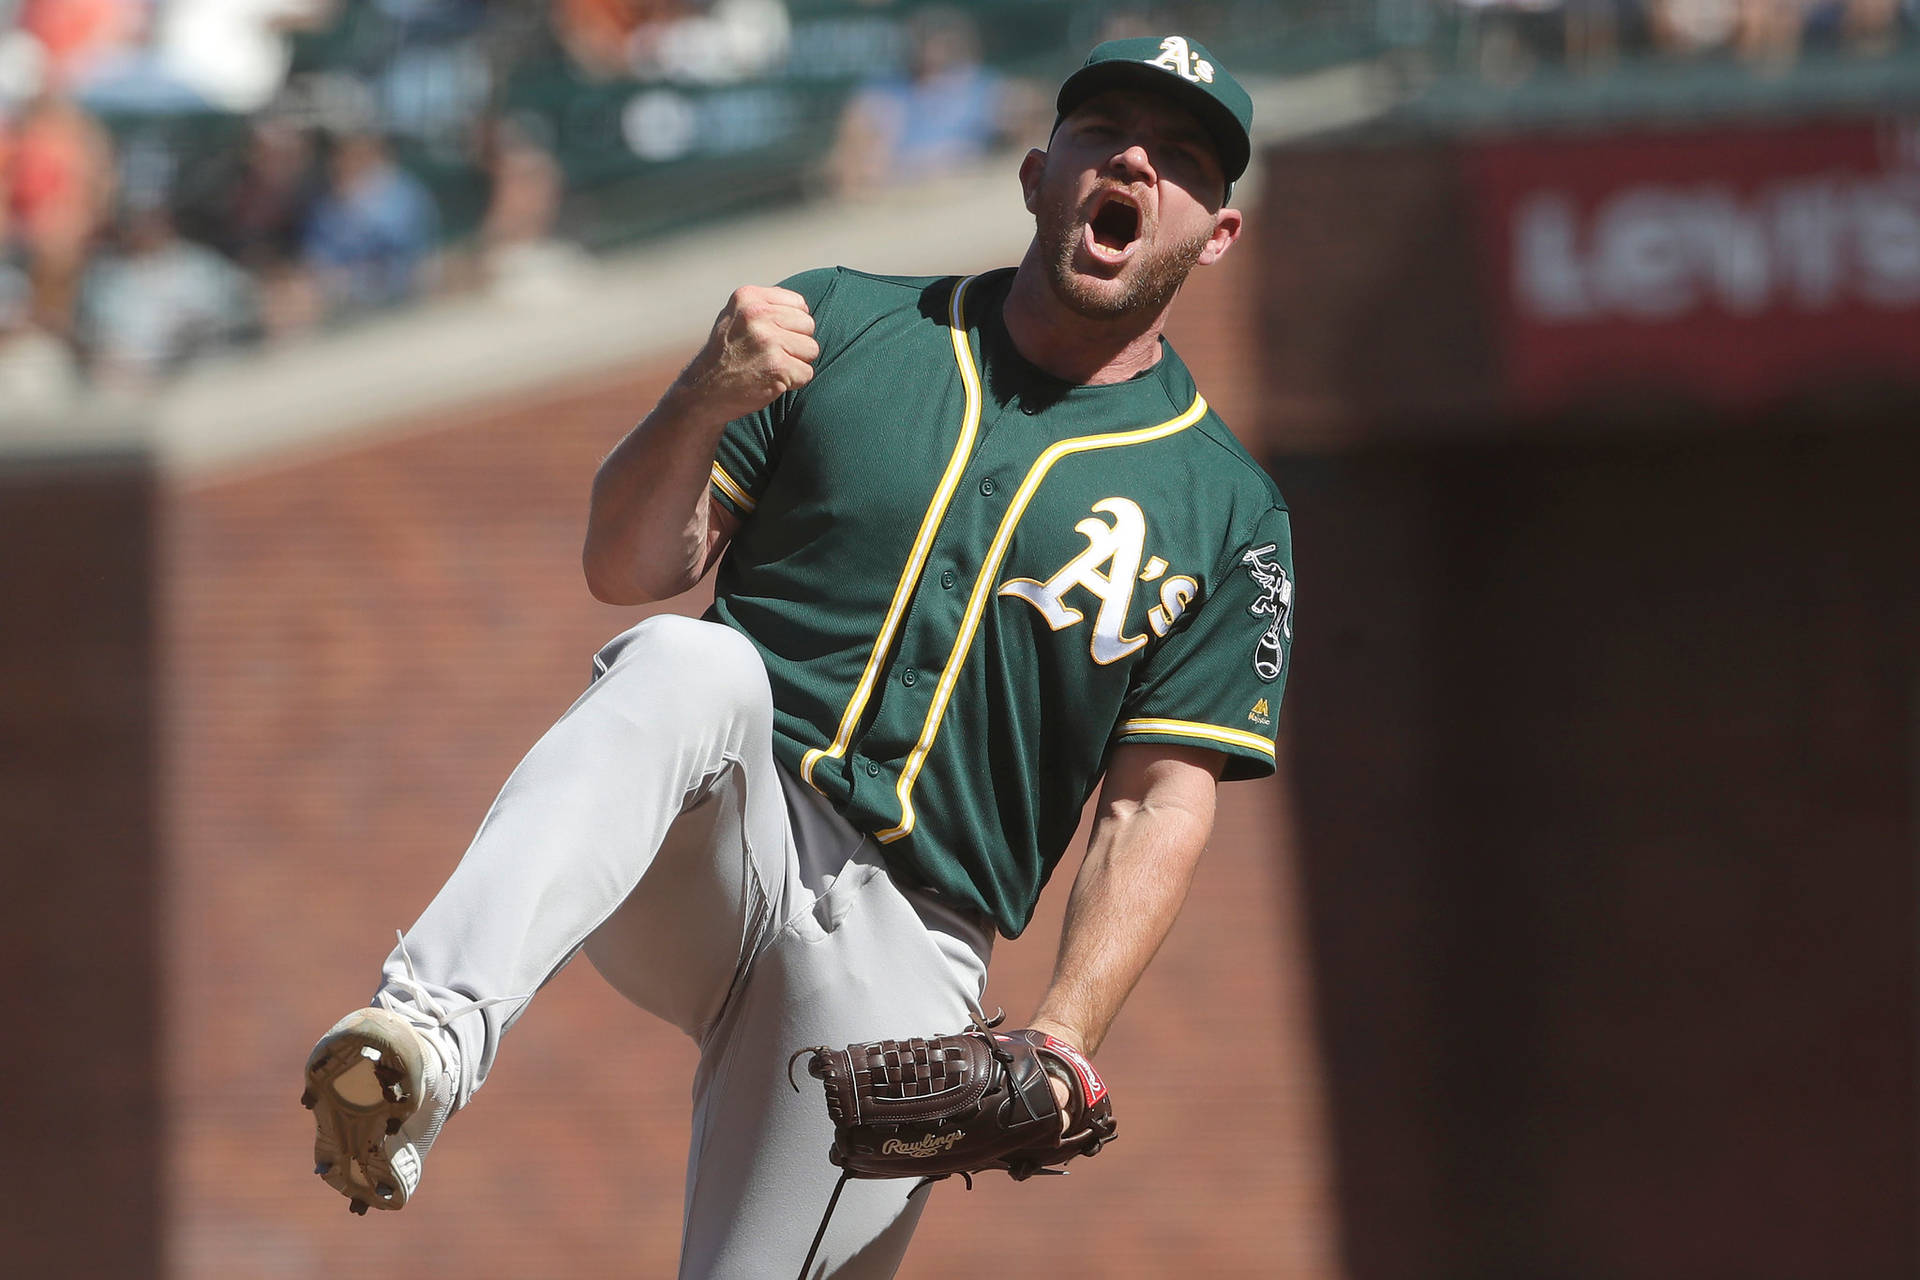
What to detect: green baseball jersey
<box><xmin>705</xmin><ymin>266</ymin><xmax>1293</xmax><ymax>937</ymax></box>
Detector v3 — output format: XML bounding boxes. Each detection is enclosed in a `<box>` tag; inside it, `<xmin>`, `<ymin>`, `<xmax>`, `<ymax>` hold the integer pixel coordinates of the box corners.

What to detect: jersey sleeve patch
<box><xmin>1239</xmin><ymin>541</ymin><xmax>1292</xmax><ymax>683</ymax></box>
<box><xmin>1112</xmin><ymin>505</ymin><xmax>1293</xmax><ymax>783</ymax></box>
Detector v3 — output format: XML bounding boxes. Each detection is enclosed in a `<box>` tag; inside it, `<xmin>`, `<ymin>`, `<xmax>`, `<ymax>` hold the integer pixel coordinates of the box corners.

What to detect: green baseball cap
<box><xmin>1054</xmin><ymin>36</ymin><xmax>1253</xmax><ymax>193</ymax></box>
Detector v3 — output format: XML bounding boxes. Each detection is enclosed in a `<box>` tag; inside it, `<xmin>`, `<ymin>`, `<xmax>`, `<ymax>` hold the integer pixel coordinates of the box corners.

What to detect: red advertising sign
<box><xmin>1467</xmin><ymin>120</ymin><xmax>1920</xmax><ymax>412</ymax></box>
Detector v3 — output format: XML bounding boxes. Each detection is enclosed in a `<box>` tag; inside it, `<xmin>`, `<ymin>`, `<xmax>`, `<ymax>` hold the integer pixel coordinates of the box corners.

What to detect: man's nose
<box><xmin>1110</xmin><ymin>143</ymin><xmax>1156</xmax><ymax>184</ymax></box>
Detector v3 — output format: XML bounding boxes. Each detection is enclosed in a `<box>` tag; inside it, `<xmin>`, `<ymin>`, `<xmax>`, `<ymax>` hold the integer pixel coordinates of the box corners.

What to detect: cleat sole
<box><xmin>304</xmin><ymin>1008</ymin><xmax>430</xmax><ymax>1215</ymax></box>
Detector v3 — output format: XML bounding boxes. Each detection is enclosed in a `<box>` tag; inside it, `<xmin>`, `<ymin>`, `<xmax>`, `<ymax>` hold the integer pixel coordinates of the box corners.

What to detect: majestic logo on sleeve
<box><xmin>1241</xmin><ymin>542</ymin><xmax>1292</xmax><ymax>682</ymax></box>
<box><xmin>999</xmin><ymin>498</ymin><xmax>1197</xmax><ymax>665</ymax></box>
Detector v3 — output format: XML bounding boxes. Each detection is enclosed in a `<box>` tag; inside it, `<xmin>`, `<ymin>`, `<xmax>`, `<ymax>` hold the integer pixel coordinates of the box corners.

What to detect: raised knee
<box><xmin>645</xmin><ymin>615</ymin><xmax>762</xmax><ymax>676</ymax></box>
<box><xmin>594</xmin><ymin>617</ymin><xmax>771</xmax><ymax>712</ymax></box>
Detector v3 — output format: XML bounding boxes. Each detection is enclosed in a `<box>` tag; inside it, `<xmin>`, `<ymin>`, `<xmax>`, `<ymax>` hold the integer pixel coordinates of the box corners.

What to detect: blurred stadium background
<box><xmin>3</xmin><ymin>0</ymin><xmax>1914</xmax><ymax>1276</ymax></box>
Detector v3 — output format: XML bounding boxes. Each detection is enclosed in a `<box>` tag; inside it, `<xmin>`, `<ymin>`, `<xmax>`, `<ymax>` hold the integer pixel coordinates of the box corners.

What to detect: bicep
<box><xmin>701</xmin><ymin>495</ymin><xmax>742</xmax><ymax>577</ymax></box>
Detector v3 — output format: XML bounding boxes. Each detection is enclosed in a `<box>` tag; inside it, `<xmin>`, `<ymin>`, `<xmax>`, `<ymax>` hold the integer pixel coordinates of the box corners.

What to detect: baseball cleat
<box><xmin>304</xmin><ymin>1005</ymin><xmax>454</xmax><ymax>1214</ymax></box>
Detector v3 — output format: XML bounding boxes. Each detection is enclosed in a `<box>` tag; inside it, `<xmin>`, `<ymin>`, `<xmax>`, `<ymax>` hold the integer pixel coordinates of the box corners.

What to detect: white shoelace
<box><xmin>375</xmin><ymin>931</ymin><xmax>536</xmax><ymax>1080</ymax></box>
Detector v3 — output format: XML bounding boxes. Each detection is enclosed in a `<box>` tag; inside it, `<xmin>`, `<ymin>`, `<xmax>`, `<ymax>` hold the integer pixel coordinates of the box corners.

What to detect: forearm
<box><xmin>583</xmin><ymin>382</ymin><xmax>731</xmax><ymax>604</ymax></box>
<box><xmin>1029</xmin><ymin>767</ymin><xmax>1216</xmax><ymax>1055</ymax></box>
<box><xmin>582</xmin><ymin>284</ymin><xmax>816</xmax><ymax>603</ymax></box>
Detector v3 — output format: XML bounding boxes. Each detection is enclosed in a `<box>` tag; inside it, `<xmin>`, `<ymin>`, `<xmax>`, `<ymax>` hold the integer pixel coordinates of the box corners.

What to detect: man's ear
<box><xmin>1197</xmin><ymin>206</ymin><xmax>1243</xmax><ymax>267</ymax></box>
<box><xmin>1018</xmin><ymin>149</ymin><xmax>1048</xmax><ymax>214</ymax></box>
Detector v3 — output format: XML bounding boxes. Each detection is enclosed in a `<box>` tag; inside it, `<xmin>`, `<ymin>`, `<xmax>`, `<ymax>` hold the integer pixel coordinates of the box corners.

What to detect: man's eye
<box><xmin>1166</xmin><ymin>146</ymin><xmax>1209</xmax><ymax>176</ymax></box>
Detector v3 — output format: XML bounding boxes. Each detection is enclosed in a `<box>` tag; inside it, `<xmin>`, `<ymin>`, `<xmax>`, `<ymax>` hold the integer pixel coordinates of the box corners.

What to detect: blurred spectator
<box><xmin>0</xmin><ymin>19</ymin><xmax>51</xmax><ymax>115</ymax></box>
<box><xmin>70</xmin><ymin>2</ymin><xmax>212</xmax><ymax>116</ymax></box>
<box><xmin>1731</xmin><ymin>0</ymin><xmax>1804</xmax><ymax>63</ymax></box>
<box><xmin>1849</xmin><ymin>0</ymin><xmax>1903</xmax><ymax>49</ymax></box>
<box><xmin>553</xmin><ymin>0</ymin><xmax>790</xmax><ymax>84</ymax></box>
<box><xmin>301</xmin><ymin>130</ymin><xmax>438</xmax><ymax>318</ymax></box>
<box><xmin>17</xmin><ymin>0</ymin><xmax>145</xmax><ymax>91</ymax></box>
<box><xmin>158</xmin><ymin>0</ymin><xmax>336</xmax><ymax>113</ymax></box>
<box><xmin>477</xmin><ymin>120</ymin><xmax>591</xmax><ymax>304</ymax></box>
<box><xmin>75</xmin><ymin>199</ymin><xmax>257</xmax><ymax>386</ymax></box>
<box><xmin>370</xmin><ymin>0</ymin><xmax>488</xmax><ymax>39</ymax></box>
<box><xmin>636</xmin><ymin>0</ymin><xmax>790</xmax><ymax>84</ymax></box>
<box><xmin>827</xmin><ymin>6</ymin><xmax>1032</xmax><ymax>196</ymax></box>
<box><xmin>200</xmin><ymin>116</ymin><xmax>323</xmax><ymax>337</ymax></box>
<box><xmin>554</xmin><ymin>0</ymin><xmax>685</xmax><ymax>79</ymax></box>
<box><xmin>1454</xmin><ymin>0</ymin><xmax>1571</xmax><ymax>82</ymax></box>
<box><xmin>0</xmin><ymin>249</ymin><xmax>80</xmax><ymax>410</ymax></box>
<box><xmin>1563</xmin><ymin>0</ymin><xmax>1637</xmax><ymax>70</ymax></box>
<box><xmin>5</xmin><ymin>92</ymin><xmax>115</xmax><ymax>334</ymax></box>
<box><xmin>1832</xmin><ymin>0</ymin><xmax>1902</xmax><ymax>51</ymax></box>
<box><xmin>8</xmin><ymin>0</ymin><xmax>1902</xmax><ymax>401</ymax></box>
<box><xmin>366</xmin><ymin>0</ymin><xmax>498</xmax><ymax>154</ymax></box>
<box><xmin>216</xmin><ymin>117</ymin><xmax>321</xmax><ymax>272</ymax></box>
<box><xmin>1647</xmin><ymin>0</ymin><xmax>1822</xmax><ymax>61</ymax></box>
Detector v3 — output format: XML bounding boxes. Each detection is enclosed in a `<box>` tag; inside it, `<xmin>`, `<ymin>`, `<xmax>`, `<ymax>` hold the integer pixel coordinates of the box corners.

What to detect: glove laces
<box><xmin>795</xmin><ymin>1169</ymin><xmax>949</xmax><ymax>1280</ymax></box>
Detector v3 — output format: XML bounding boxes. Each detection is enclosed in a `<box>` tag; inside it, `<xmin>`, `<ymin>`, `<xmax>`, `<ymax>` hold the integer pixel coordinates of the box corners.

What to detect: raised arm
<box><xmin>582</xmin><ymin>285</ymin><xmax>817</xmax><ymax>604</ymax></box>
<box><xmin>1027</xmin><ymin>741</ymin><xmax>1224</xmax><ymax>1056</ymax></box>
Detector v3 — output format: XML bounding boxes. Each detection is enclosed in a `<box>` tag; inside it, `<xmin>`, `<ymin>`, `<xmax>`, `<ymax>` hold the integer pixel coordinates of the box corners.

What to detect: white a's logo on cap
<box><xmin>1146</xmin><ymin>35</ymin><xmax>1214</xmax><ymax>84</ymax></box>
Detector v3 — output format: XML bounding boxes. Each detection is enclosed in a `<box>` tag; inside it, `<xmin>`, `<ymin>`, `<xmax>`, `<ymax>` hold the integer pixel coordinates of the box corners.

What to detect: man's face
<box><xmin>1023</xmin><ymin>89</ymin><xmax>1238</xmax><ymax>322</ymax></box>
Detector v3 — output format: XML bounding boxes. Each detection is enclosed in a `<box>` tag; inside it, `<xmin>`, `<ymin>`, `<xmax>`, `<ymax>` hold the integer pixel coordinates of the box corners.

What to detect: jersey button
<box><xmin>1020</xmin><ymin>400</ymin><xmax>1038</xmax><ymax>415</ymax></box>
<box><xmin>864</xmin><ymin>759</ymin><xmax>880</xmax><ymax>777</ymax></box>
<box><xmin>979</xmin><ymin>477</ymin><xmax>997</xmax><ymax>496</ymax></box>
<box><xmin>939</xmin><ymin>569</ymin><xmax>956</xmax><ymax>589</ymax></box>
<box><xmin>902</xmin><ymin>668</ymin><xmax>918</xmax><ymax>686</ymax></box>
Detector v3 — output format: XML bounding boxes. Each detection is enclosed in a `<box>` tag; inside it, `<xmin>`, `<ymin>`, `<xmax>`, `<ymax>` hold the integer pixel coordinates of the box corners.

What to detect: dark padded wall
<box><xmin>1281</xmin><ymin>423</ymin><xmax>1917</xmax><ymax>1280</ymax></box>
<box><xmin>0</xmin><ymin>457</ymin><xmax>160</xmax><ymax>1278</ymax></box>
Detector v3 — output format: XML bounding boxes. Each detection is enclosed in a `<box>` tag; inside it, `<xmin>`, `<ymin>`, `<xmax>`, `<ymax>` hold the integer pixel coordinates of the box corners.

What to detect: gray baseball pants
<box><xmin>375</xmin><ymin>614</ymin><xmax>993</xmax><ymax>1278</ymax></box>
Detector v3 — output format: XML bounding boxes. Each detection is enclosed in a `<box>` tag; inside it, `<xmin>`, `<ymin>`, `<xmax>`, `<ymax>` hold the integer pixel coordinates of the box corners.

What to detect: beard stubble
<box><xmin>1036</xmin><ymin>186</ymin><xmax>1214</xmax><ymax>321</ymax></box>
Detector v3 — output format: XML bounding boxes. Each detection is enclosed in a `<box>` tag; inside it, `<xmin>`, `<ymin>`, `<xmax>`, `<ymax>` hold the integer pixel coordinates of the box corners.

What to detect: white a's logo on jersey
<box><xmin>1146</xmin><ymin>36</ymin><xmax>1214</xmax><ymax>85</ymax></box>
<box><xmin>1000</xmin><ymin>498</ymin><xmax>1197</xmax><ymax>665</ymax></box>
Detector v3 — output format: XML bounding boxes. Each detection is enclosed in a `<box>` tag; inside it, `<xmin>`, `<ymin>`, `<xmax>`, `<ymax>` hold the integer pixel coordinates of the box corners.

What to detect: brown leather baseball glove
<box><xmin>794</xmin><ymin>1026</ymin><xmax>1117</xmax><ymax>1183</ymax></box>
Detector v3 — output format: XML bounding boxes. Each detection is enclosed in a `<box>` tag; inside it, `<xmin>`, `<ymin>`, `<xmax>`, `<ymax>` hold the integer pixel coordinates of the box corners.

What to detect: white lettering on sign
<box><xmin>1513</xmin><ymin>173</ymin><xmax>1920</xmax><ymax>321</ymax></box>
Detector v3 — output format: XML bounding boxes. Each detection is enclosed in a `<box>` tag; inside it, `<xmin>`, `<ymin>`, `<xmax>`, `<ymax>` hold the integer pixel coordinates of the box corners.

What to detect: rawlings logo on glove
<box><xmin>881</xmin><ymin>1131</ymin><xmax>969</xmax><ymax>1158</ymax></box>
<box><xmin>791</xmin><ymin>1024</ymin><xmax>1117</xmax><ymax>1184</ymax></box>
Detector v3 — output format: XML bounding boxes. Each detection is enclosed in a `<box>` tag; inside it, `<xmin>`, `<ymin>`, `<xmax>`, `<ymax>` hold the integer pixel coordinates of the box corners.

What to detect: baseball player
<box><xmin>302</xmin><ymin>36</ymin><xmax>1292</xmax><ymax>1279</ymax></box>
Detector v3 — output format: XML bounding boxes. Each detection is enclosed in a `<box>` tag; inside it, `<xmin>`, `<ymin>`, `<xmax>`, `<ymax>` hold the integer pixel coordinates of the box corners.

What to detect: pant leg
<box><xmin>380</xmin><ymin>614</ymin><xmax>796</xmax><ymax>1106</ymax></box>
<box><xmin>676</xmin><ymin>769</ymin><xmax>994</xmax><ymax>1280</ymax></box>
<box><xmin>379</xmin><ymin>611</ymin><xmax>994</xmax><ymax>1277</ymax></box>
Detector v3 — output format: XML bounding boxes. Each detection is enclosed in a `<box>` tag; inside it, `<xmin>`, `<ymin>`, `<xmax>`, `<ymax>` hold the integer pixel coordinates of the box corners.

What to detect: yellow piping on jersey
<box><xmin>708</xmin><ymin>461</ymin><xmax>756</xmax><ymax>513</ymax></box>
<box><xmin>875</xmin><ymin>392</ymin><xmax>1210</xmax><ymax>843</ymax></box>
<box><xmin>1113</xmin><ymin>717</ymin><xmax>1276</xmax><ymax>759</ymax></box>
<box><xmin>800</xmin><ymin>274</ymin><xmax>985</xmax><ymax>790</ymax></box>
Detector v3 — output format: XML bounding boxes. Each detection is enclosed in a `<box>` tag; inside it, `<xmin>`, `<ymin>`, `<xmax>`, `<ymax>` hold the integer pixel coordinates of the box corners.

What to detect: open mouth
<box><xmin>1084</xmin><ymin>193</ymin><xmax>1142</xmax><ymax>263</ymax></box>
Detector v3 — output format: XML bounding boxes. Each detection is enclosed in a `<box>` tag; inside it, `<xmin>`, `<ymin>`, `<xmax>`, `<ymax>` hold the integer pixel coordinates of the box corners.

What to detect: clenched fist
<box><xmin>675</xmin><ymin>285</ymin><xmax>819</xmax><ymax>425</ymax></box>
